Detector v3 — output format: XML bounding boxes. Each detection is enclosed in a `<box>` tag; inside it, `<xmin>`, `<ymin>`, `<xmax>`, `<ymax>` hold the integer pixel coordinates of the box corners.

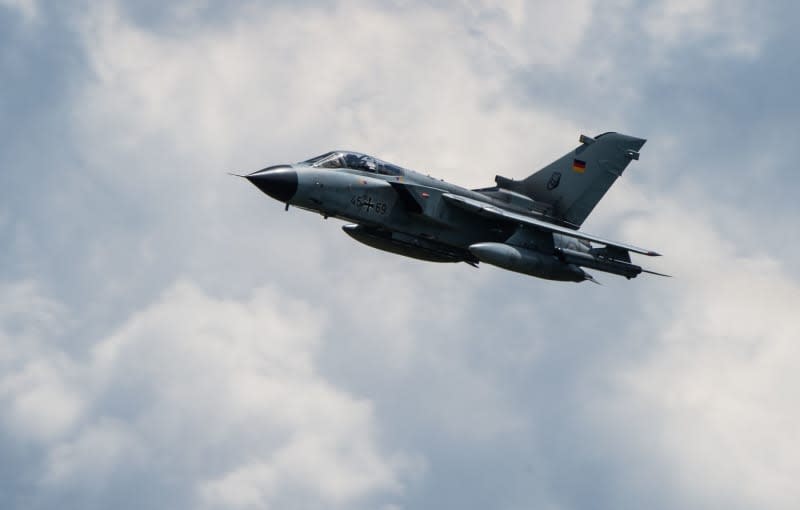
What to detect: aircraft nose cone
<box><xmin>246</xmin><ymin>166</ymin><xmax>298</xmax><ymax>202</ymax></box>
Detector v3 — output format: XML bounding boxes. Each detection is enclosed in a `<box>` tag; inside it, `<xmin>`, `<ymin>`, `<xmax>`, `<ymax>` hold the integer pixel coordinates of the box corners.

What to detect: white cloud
<box><xmin>589</xmin><ymin>189</ymin><xmax>800</xmax><ymax>509</ymax></box>
<box><xmin>0</xmin><ymin>281</ymin><xmax>84</xmax><ymax>442</ymax></box>
<box><xmin>0</xmin><ymin>280</ymin><xmax>412</xmax><ymax>508</ymax></box>
<box><xmin>43</xmin><ymin>418</ymin><xmax>145</xmax><ymax>487</ymax></box>
<box><xmin>644</xmin><ymin>0</ymin><xmax>764</xmax><ymax>59</ymax></box>
<box><xmin>1</xmin><ymin>358</ymin><xmax>86</xmax><ymax>442</ymax></box>
<box><xmin>72</xmin><ymin>1</ymin><xmax>583</xmax><ymax>190</ymax></box>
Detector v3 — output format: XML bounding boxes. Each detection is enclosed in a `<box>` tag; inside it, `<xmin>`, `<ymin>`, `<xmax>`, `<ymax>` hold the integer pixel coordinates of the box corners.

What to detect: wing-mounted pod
<box><xmin>343</xmin><ymin>224</ymin><xmax>470</xmax><ymax>263</ymax></box>
<box><xmin>469</xmin><ymin>242</ymin><xmax>588</xmax><ymax>282</ymax></box>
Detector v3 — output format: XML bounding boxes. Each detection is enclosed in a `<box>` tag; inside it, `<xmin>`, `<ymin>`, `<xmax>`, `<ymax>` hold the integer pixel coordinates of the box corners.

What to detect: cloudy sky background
<box><xmin>2</xmin><ymin>1</ymin><xmax>799</xmax><ymax>509</ymax></box>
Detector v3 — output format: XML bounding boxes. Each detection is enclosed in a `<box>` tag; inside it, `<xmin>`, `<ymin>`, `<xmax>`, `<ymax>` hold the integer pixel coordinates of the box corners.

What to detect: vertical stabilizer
<box><xmin>495</xmin><ymin>132</ymin><xmax>646</xmax><ymax>227</ymax></box>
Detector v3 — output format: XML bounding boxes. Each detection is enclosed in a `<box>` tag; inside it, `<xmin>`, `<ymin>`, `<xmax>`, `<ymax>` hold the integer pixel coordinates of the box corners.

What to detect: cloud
<box><xmin>4</xmin><ymin>1</ymin><xmax>800</xmax><ymax>509</ymax></box>
<box><xmin>585</xmin><ymin>187</ymin><xmax>800</xmax><ymax>509</ymax></box>
<box><xmin>72</xmin><ymin>1</ymin><xmax>583</xmax><ymax>189</ymax></box>
<box><xmin>643</xmin><ymin>0</ymin><xmax>764</xmax><ymax>59</ymax></box>
<box><xmin>0</xmin><ymin>0</ymin><xmax>38</xmax><ymax>23</ymax></box>
<box><xmin>0</xmin><ymin>281</ymin><xmax>413</xmax><ymax>509</ymax></box>
<box><xmin>0</xmin><ymin>281</ymin><xmax>83</xmax><ymax>442</ymax></box>
<box><xmin>458</xmin><ymin>0</ymin><xmax>594</xmax><ymax>68</ymax></box>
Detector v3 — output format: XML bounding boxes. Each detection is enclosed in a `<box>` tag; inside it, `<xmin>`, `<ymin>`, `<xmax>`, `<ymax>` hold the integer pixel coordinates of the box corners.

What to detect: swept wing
<box><xmin>441</xmin><ymin>193</ymin><xmax>660</xmax><ymax>257</ymax></box>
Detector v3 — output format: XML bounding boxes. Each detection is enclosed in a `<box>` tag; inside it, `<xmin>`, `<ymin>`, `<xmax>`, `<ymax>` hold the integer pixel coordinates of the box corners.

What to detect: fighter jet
<box><xmin>239</xmin><ymin>132</ymin><xmax>667</xmax><ymax>282</ymax></box>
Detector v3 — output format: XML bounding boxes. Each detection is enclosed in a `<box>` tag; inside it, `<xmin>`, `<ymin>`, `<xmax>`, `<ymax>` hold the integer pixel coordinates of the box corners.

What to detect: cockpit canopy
<box><xmin>299</xmin><ymin>151</ymin><xmax>406</xmax><ymax>176</ymax></box>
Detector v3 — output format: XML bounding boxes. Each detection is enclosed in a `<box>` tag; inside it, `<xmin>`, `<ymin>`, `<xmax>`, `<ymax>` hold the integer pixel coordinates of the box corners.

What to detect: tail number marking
<box><xmin>351</xmin><ymin>194</ymin><xmax>388</xmax><ymax>215</ymax></box>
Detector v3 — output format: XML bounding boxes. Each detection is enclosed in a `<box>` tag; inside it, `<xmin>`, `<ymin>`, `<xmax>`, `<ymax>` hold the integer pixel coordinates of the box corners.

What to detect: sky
<box><xmin>2</xmin><ymin>1</ymin><xmax>799</xmax><ymax>509</ymax></box>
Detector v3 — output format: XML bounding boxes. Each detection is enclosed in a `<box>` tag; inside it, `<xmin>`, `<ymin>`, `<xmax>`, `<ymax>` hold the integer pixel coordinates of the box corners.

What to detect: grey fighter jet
<box><xmin>240</xmin><ymin>132</ymin><xmax>667</xmax><ymax>282</ymax></box>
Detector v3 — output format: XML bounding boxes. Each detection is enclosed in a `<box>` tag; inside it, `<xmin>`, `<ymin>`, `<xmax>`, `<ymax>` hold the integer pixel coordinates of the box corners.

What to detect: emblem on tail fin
<box><xmin>546</xmin><ymin>172</ymin><xmax>561</xmax><ymax>190</ymax></box>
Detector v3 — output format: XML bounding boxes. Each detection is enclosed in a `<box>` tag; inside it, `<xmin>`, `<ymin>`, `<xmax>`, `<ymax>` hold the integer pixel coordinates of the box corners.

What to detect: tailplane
<box><xmin>495</xmin><ymin>132</ymin><xmax>646</xmax><ymax>228</ymax></box>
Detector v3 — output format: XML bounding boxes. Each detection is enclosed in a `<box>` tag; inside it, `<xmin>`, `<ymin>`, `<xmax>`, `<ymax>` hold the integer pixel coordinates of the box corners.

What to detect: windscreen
<box><xmin>302</xmin><ymin>151</ymin><xmax>406</xmax><ymax>176</ymax></box>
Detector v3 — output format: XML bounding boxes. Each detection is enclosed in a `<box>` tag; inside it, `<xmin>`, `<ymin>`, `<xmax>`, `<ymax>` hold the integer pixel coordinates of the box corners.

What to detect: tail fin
<box><xmin>495</xmin><ymin>132</ymin><xmax>646</xmax><ymax>228</ymax></box>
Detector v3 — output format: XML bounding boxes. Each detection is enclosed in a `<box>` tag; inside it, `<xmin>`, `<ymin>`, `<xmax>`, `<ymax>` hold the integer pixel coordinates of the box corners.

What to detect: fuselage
<box><xmin>246</xmin><ymin>151</ymin><xmax>588</xmax><ymax>268</ymax></box>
